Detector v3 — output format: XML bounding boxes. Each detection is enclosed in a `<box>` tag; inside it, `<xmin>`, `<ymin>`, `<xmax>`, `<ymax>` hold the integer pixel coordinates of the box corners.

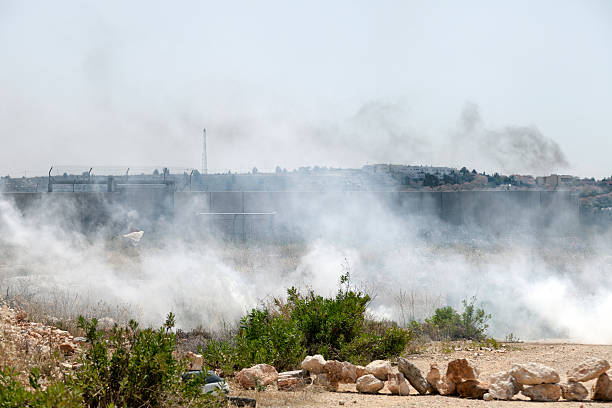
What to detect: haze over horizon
<box><xmin>1</xmin><ymin>1</ymin><xmax>611</xmax><ymax>178</ymax></box>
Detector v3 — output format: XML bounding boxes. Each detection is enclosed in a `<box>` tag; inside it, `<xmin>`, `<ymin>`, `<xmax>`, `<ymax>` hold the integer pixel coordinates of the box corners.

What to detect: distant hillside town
<box><xmin>1</xmin><ymin>164</ymin><xmax>611</xmax><ymax>211</ymax></box>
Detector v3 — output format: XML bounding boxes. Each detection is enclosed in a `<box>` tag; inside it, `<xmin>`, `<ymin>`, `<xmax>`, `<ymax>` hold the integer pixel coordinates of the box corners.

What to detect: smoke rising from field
<box><xmin>1</xmin><ymin>193</ymin><xmax>611</xmax><ymax>344</ymax></box>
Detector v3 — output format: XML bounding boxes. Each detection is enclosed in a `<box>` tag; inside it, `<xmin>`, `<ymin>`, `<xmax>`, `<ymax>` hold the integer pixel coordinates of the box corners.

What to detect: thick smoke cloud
<box><xmin>292</xmin><ymin>100</ymin><xmax>569</xmax><ymax>175</ymax></box>
<box><xmin>458</xmin><ymin>102</ymin><xmax>570</xmax><ymax>174</ymax></box>
<box><xmin>1</xmin><ymin>194</ymin><xmax>610</xmax><ymax>344</ymax></box>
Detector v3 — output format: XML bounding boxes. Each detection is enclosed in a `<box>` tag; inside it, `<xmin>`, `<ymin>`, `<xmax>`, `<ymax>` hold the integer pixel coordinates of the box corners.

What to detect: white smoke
<box><xmin>1</xmin><ymin>195</ymin><xmax>611</xmax><ymax>344</ymax></box>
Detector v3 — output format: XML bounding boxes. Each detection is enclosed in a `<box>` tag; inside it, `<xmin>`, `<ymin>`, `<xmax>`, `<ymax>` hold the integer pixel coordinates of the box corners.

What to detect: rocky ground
<box><xmin>2</xmin><ymin>304</ymin><xmax>611</xmax><ymax>407</ymax></box>
<box><xmin>229</xmin><ymin>342</ymin><xmax>612</xmax><ymax>407</ymax></box>
<box><xmin>0</xmin><ymin>304</ymin><xmax>84</xmax><ymax>385</ymax></box>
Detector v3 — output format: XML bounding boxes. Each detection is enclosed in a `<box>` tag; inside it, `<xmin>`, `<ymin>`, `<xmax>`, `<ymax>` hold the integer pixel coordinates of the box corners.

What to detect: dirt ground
<box><xmin>229</xmin><ymin>342</ymin><xmax>612</xmax><ymax>407</ymax></box>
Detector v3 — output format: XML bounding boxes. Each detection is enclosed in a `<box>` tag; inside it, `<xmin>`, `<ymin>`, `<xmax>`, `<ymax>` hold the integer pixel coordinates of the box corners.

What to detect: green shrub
<box><xmin>72</xmin><ymin>312</ymin><xmax>220</xmax><ymax>408</ymax></box>
<box><xmin>415</xmin><ymin>297</ymin><xmax>491</xmax><ymax>341</ymax></box>
<box><xmin>199</xmin><ymin>337</ymin><xmax>238</xmax><ymax>376</ymax></box>
<box><xmin>234</xmin><ymin>308</ymin><xmax>305</xmax><ymax>371</ymax></box>
<box><xmin>286</xmin><ymin>283</ymin><xmax>370</xmax><ymax>359</ymax></box>
<box><xmin>0</xmin><ymin>367</ymin><xmax>82</xmax><ymax>408</ymax></box>
<box><xmin>2</xmin><ymin>314</ymin><xmax>224</xmax><ymax>408</ymax></box>
<box><xmin>201</xmin><ymin>273</ymin><xmax>413</xmax><ymax>370</ymax></box>
<box><xmin>339</xmin><ymin>326</ymin><xmax>412</xmax><ymax>365</ymax></box>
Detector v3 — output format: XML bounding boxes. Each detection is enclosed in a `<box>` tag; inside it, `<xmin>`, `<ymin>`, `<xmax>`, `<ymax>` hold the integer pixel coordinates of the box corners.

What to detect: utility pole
<box><xmin>48</xmin><ymin>166</ymin><xmax>53</xmax><ymax>192</ymax></box>
<box><xmin>202</xmin><ymin>128</ymin><xmax>208</xmax><ymax>175</ymax></box>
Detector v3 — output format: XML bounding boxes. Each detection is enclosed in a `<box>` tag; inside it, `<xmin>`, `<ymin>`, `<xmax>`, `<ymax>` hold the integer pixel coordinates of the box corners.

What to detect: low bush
<box><xmin>201</xmin><ymin>273</ymin><xmax>412</xmax><ymax>370</ymax></box>
<box><xmin>72</xmin><ymin>313</ymin><xmax>221</xmax><ymax>408</ymax></box>
<box><xmin>339</xmin><ymin>325</ymin><xmax>412</xmax><ymax>365</ymax></box>
<box><xmin>0</xmin><ymin>367</ymin><xmax>82</xmax><ymax>408</ymax></box>
<box><xmin>234</xmin><ymin>308</ymin><xmax>305</xmax><ymax>371</ymax></box>
<box><xmin>411</xmin><ymin>297</ymin><xmax>491</xmax><ymax>341</ymax></box>
<box><xmin>1</xmin><ymin>313</ymin><xmax>222</xmax><ymax>408</ymax></box>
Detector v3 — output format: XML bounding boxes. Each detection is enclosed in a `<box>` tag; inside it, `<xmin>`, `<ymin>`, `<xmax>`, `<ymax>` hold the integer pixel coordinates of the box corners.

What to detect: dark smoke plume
<box><xmin>459</xmin><ymin>102</ymin><xmax>569</xmax><ymax>174</ymax></box>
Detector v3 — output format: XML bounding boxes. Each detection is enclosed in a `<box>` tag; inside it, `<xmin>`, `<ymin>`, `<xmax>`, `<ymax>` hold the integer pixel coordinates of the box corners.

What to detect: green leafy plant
<box><xmin>2</xmin><ymin>313</ymin><xmax>224</xmax><ymax>408</ymax></box>
<box><xmin>71</xmin><ymin>312</ymin><xmax>220</xmax><ymax>408</ymax></box>
<box><xmin>201</xmin><ymin>272</ymin><xmax>412</xmax><ymax>370</ymax></box>
<box><xmin>234</xmin><ymin>308</ymin><xmax>305</xmax><ymax>371</ymax></box>
<box><xmin>0</xmin><ymin>367</ymin><xmax>83</xmax><ymax>408</ymax></box>
<box><xmin>414</xmin><ymin>297</ymin><xmax>491</xmax><ymax>341</ymax></box>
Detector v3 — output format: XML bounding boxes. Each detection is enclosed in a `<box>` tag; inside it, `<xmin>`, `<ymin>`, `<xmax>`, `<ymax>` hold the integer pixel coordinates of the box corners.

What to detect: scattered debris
<box><xmin>456</xmin><ymin>379</ymin><xmax>489</xmax><ymax>399</ymax></box>
<box><xmin>235</xmin><ymin>364</ymin><xmax>278</xmax><ymax>389</ymax></box>
<box><xmin>510</xmin><ymin>362</ymin><xmax>560</xmax><ymax>385</ymax></box>
<box><xmin>397</xmin><ymin>357</ymin><xmax>428</xmax><ymax>394</ymax></box>
<box><xmin>487</xmin><ymin>370</ymin><xmax>522</xmax><ymax>400</ymax></box>
<box><xmin>290</xmin><ymin>354</ymin><xmax>610</xmax><ymax>402</ymax></box>
<box><xmin>521</xmin><ymin>383</ymin><xmax>561</xmax><ymax>402</ymax></box>
<box><xmin>560</xmin><ymin>381</ymin><xmax>588</xmax><ymax>401</ymax></box>
<box><xmin>426</xmin><ymin>363</ymin><xmax>456</xmax><ymax>396</ymax></box>
<box><xmin>567</xmin><ymin>358</ymin><xmax>610</xmax><ymax>382</ymax></box>
<box><xmin>182</xmin><ymin>370</ymin><xmax>230</xmax><ymax>395</ymax></box>
<box><xmin>365</xmin><ymin>360</ymin><xmax>392</xmax><ymax>381</ymax></box>
<box><xmin>355</xmin><ymin>374</ymin><xmax>384</xmax><ymax>394</ymax></box>
<box><xmin>301</xmin><ymin>354</ymin><xmax>326</xmax><ymax>374</ymax></box>
<box><xmin>277</xmin><ymin>369</ymin><xmax>310</xmax><ymax>391</ymax></box>
<box><xmin>446</xmin><ymin>358</ymin><xmax>478</xmax><ymax>384</ymax></box>
<box><xmin>387</xmin><ymin>372</ymin><xmax>411</xmax><ymax>396</ymax></box>
<box><xmin>592</xmin><ymin>373</ymin><xmax>612</xmax><ymax>401</ymax></box>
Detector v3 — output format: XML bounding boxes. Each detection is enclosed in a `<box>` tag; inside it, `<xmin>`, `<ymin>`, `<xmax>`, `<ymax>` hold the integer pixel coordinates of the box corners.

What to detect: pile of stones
<box><xmin>235</xmin><ymin>354</ymin><xmax>612</xmax><ymax>402</ymax></box>
<box><xmin>0</xmin><ymin>304</ymin><xmax>83</xmax><ymax>363</ymax></box>
<box><xmin>485</xmin><ymin>358</ymin><xmax>611</xmax><ymax>402</ymax></box>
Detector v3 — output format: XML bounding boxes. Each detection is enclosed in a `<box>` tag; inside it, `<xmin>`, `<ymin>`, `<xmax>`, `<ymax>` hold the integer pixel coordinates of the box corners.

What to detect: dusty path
<box><xmin>230</xmin><ymin>342</ymin><xmax>612</xmax><ymax>407</ymax></box>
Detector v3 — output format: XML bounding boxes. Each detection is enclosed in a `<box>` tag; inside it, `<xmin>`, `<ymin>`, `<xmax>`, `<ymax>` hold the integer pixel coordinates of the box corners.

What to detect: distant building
<box><xmin>512</xmin><ymin>175</ymin><xmax>536</xmax><ymax>186</ymax></box>
<box><xmin>362</xmin><ymin>164</ymin><xmax>456</xmax><ymax>180</ymax></box>
<box><xmin>535</xmin><ymin>174</ymin><xmax>577</xmax><ymax>188</ymax></box>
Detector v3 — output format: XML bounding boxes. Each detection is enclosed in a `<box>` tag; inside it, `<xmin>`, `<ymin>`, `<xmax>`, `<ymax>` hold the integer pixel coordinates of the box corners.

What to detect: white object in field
<box><xmin>204</xmin><ymin>381</ymin><xmax>230</xmax><ymax>395</ymax></box>
<box><xmin>123</xmin><ymin>231</ymin><xmax>144</xmax><ymax>243</ymax></box>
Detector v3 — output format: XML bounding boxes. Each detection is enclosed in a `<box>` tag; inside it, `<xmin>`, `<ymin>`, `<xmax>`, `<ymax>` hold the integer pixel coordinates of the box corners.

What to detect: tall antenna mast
<box><xmin>201</xmin><ymin>128</ymin><xmax>208</xmax><ymax>174</ymax></box>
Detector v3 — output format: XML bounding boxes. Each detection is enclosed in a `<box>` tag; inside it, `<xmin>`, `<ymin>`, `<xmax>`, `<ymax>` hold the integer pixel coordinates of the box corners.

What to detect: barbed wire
<box><xmin>0</xmin><ymin>165</ymin><xmax>345</xmax><ymax>177</ymax></box>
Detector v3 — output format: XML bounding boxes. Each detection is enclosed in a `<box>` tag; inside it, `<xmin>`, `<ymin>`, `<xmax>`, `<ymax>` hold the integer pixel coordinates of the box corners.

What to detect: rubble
<box><xmin>592</xmin><ymin>373</ymin><xmax>612</xmax><ymax>401</ymax></box>
<box><xmin>397</xmin><ymin>357</ymin><xmax>428</xmax><ymax>394</ymax></box>
<box><xmin>3</xmin><ymin>307</ymin><xmax>611</xmax><ymax>403</ymax></box>
<box><xmin>387</xmin><ymin>372</ymin><xmax>411</xmax><ymax>396</ymax></box>
<box><xmin>446</xmin><ymin>358</ymin><xmax>478</xmax><ymax>384</ymax></box>
<box><xmin>277</xmin><ymin>370</ymin><xmax>310</xmax><ymax>391</ymax></box>
<box><xmin>487</xmin><ymin>371</ymin><xmax>522</xmax><ymax>400</ymax></box>
<box><xmin>340</xmin><ymin>361</ymin><xmax>360</xmax><ymax>383</ymax></box>
<box><xmin>560</xmin><ymin>381</ymin><xmax>588</xmax><ymax>401</ymax></box>
<box><xmin>365</xmin><ymin>360</ymin><xmax>392</xmax><ymax>381</ymax></box>
<box><xmin>510</xmin><ymin>362</ymin><xmax>559</xmax><ymax>385</ymax></box>
<box><xmin>355</xmin><ymin>365</ymin><xmax>367</xmax><ymax>379</ymax></box>
<box><xmin>59</xmin><ymin>342</ymin><xmax>77</xmax><ymax>354</ymax></box>
<box><xmin>521</xmin><ymin>383</ymin><xmax>561</xmax><ymax>401</ymax></box>
<box><xmin>235</xmin><ymin>364</ymin><xmax>279</xmax><ymax>389</ymax></box>
<box><xmin>323</xmin><ymin>360</ymin><xmax>344</xmax><ymax>389</ymax></box>
<box><xmin>301</xmin><ymin>354</ymin><xmax>326</xmax><ymax>374</ymax></box>
<box><xmin>566</xmin><ymin>358</ymin><xmax>610</xmax><ymax>382</ymax></box>
<box><xmin>355</xmin><ymin>374</ymin><xmax>384</xmax><ymax>394</ymax></box>
<box><xmin>312</xmin><ymin>373</ymin><xmax>329</xmax><ymax>387</ymax></box>
<box><xmin>425</xmin><ymin>363</ymin><xmax>441</xmax><ymax>393</ymax></box>
<box><xmin>0</xmin><ymin>304</ymin><xmax>81</xmax><ymax>360</ymax></box>
<box><xmin>456</xmin><ymin>380</ymin><xmax>489</xmax><ymax>399</ymax></box>
<box><xmin>425</xmin><ymin>363</ymin><xmax>456</xmax><ymax>395</ymax></box>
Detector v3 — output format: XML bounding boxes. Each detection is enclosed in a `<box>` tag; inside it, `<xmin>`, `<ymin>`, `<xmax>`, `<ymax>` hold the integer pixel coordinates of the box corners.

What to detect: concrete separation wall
<box><xmin>1</xmin><ymin>190</ymin><xmax>579</xmax><ymax>238</ymax></box>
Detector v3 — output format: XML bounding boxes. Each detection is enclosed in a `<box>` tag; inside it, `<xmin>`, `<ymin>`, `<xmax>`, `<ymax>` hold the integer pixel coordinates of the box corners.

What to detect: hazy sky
<box><xmin>1</xmin><ymin>0</ymin><xmax>611</xmax><ymax>177</ymax></box>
